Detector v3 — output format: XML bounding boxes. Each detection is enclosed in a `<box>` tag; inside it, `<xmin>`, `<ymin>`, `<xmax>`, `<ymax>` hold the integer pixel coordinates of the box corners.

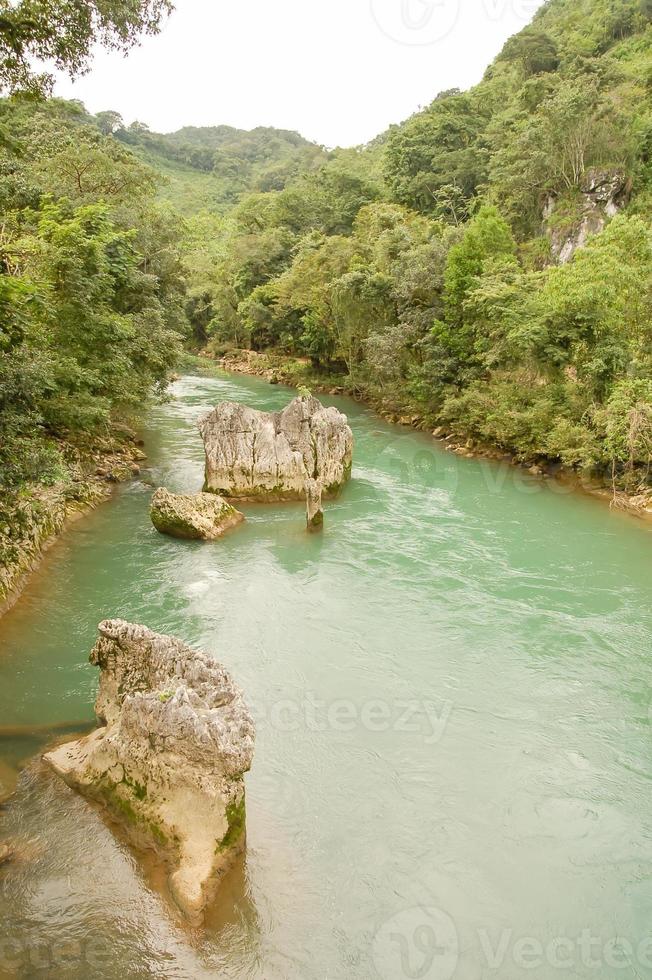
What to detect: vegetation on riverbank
<box><xmin>0</xmin><ymin>431</ymin><xmax>145</xmax><ymax>612</ymax></box>
<box><xmin>0</xmin><ymin>2</ymin><xmax>183</xmax><ymax>603</ymax></box>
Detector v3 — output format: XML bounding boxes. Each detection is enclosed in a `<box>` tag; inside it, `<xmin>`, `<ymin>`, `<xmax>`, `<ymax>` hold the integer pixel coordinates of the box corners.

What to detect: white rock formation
<box><xmin>545</xmin><ymin>168</ymin><xmax>631</xmax><ymax>263</ymax></box>
<box><xmin>44</xmin><ymin>620</ymin><xmax>255</xmax><ymax>922</ymax></box>
<box><xmin>150</xmin><ymin>487</ymin><xmax>244</xmax><ymax>540</ymax></box>
<box><xmin>197</xmin><ymin>394</ymin><xmax>353</xmax><ymax>502</ymax></box>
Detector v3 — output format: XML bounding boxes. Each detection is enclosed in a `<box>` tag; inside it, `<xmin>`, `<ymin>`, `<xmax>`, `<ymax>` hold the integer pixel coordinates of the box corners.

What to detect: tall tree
<box><xmin>0</xmin><ymin>0</ymin><xmax>173</xmax><ymax>93</ymax></box>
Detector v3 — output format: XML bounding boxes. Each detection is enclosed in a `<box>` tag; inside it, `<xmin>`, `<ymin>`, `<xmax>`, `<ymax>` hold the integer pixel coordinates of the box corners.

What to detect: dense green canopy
<box><xmin>0</xmin><ymin>0</ymin><xmax>172</xmax><ymax>93</ymax></box>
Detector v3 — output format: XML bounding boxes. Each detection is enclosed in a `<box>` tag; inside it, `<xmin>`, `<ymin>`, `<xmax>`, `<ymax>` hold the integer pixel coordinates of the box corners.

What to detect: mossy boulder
<box><xmin>150</xmin><ymin>488</ymin><xmax>244</xmax><ymax>540</ymax></box>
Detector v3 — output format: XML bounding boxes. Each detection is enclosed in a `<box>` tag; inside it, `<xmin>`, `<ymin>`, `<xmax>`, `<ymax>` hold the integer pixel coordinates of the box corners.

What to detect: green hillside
<box><xmin>114</xmin><ymin>120</ymin><xmax>328</xmax><ymax>214</ymax></box>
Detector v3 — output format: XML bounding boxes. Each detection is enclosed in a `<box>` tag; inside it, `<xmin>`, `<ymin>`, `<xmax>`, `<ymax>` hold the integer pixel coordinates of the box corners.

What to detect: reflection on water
<box><xmin>1</xmin><ymin>370</ymin><xmax>652</xmax><ymax>979</ymax></box>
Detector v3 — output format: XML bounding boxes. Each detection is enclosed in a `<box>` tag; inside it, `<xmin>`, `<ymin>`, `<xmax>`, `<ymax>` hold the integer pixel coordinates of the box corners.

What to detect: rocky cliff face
<box><xmin>44</xmin><ymin>620</ymin><xmax>255</xmax><ymax>922</ymax></box>
<box><xmin>197</xmin><ymin>394</ymin><xmax>353</xmax><ymax>501</ymax></box>
<box><xmin>545</xmin><ymin>169</ymin><xmax>631</xmax><ymax>263</ymax></box>
<box><xmin>150</xmin><ymin>488</ymin><xmax>244</xmax><ymax>540</ymax></box>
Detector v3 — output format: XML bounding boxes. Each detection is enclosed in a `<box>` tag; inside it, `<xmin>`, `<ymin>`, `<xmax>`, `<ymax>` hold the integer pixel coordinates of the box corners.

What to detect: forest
<box><xmin>2</xmin><ymin>0</ymin><xmax>652</xmax><ymax>518</ymax></box>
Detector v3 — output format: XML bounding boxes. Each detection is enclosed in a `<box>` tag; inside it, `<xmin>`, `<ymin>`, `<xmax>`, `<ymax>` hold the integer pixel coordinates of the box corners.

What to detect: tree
<box><xmin>0</xmin><ymin>0</ymin><xmax>172</xmax><ymax>93</ymax></box>
<box><xmin>331</xmin><ymin>268</ymin><xmax>394</xmax><ymax>377</ymax></box>
<box><xmin>499</xmin><ymin>30</ymin><xmax>559</xmax><ymax>77</ymax></box>
<box><xmin>38</xmin><ymin>136</ymin><xmax>157</xmax><ymax>203</ymax></box>
<box><xmin>94</xmin><ymin>110</ymin><xmax>124</xmax><ymax>136</ymax></box>
<box><xmin>444</xmin><ymin>205</ymin><xmax>517</xmax><ymax>328</ymax></box>
<box><xmin>383</xmin><ymin>91</ymin><xmax>488</xmax><ymax>214</ymax></box>
<box><xmin>517</xmin><ymin>215</ymin><xmax>652</xmax><ymax>396</ymax></box>
<box><xmin>601</xmin><ymin>379</ymin><xmax>652</xmax><ymax>483</ymax></box>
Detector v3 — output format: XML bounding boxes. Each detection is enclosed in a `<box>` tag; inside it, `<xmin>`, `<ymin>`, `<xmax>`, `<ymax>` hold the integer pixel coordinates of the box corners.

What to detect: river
<box><xmin>1</xmin><ymin>369</ymin><xmax>652</xmax><ymax>980</ymax></box>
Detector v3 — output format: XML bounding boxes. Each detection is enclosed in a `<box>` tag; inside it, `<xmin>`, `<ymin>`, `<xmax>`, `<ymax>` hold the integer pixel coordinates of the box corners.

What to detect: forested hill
<box><xmin>178</xmin><ymin>0</ymin><xmax>652</xmax><ymax>489</ymax></box>
<box><xmin>1</xmin><ymin>0</ymin><xmax>652</xmax><ymax>521</ymax></box>
<box><xmin>113</xmin><ymin>120</ymin><xmax>328</xmax><ymax>213</ymax></box>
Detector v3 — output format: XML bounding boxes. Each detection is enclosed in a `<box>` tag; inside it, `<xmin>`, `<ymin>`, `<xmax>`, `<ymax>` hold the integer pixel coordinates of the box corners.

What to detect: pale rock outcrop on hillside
<box><xmin>197</xmin><ymin>394</ymin><xmax>353</xmax><ymax>502</ymax></box>
<box><xmin>150</xmin><ymin>487</ymin><xmax>244</xmax><ymax>540</ymax></box>
<box><xmin>44</xmin><ymin>620</ymin><xmax>255</xmax><ymax>922</ymax></box>
<box><xmin>545</xmin><ymin>168</ymin><xmax>631</xmax><ymax>263</ymax></box>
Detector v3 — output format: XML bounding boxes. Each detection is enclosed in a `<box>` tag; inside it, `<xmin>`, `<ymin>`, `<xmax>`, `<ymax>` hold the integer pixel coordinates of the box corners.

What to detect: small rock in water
<box><xmin>150</xmin><ymin>488</ymin><xmax>244</xmax><ymax>540</ymax></box>
<box><xmin>305</xmin><ymin>478</ymin><xmax>324</xmax><ymax>533</ymax></box>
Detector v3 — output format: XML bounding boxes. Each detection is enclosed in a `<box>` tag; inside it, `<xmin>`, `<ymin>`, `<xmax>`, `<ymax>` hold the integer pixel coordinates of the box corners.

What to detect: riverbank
<box><xmin>0</xmin><ymin>432</ymin><xmax>146</xmax><ymax>618</ymax></box>
<box><xmin>200</xmin><ymin>348</ymin><xmax>652</xmax><ymax>522</ymax></box>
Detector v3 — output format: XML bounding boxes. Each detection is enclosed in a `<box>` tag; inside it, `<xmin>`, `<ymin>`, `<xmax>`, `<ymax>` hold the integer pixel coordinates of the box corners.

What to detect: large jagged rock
<box><xmin>44</xmin><ymin>620</ymin><xmax>255</xmax><ymax>922</ymax></box>
<box><xmin>545</xmin><ymin>169</ymin><xmax>631</xmax><ymax>264</ymax></box>
<box><xmin>150</xmin><ymin>487</ymin><xmax>244</xmax><ymax>540</ymax></box>
<box><xmin>197</xmin><ymin>394</ymin><xmax>353</xmax><ymax>502</ymax></box>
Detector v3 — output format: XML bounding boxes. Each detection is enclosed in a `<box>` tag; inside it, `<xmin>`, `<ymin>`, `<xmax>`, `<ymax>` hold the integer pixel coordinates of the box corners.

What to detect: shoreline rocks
<box><xmin>197</xmin><ymin>394</ymin><xmax>353</xmax><ymax>503</ymax></box>
<box><xmin>0</xmin><ymin>438</ymin><xmax>145</xmax><ymax>620</ymax></box>
<box><xmin>44</xmin><ymin>620</ymin><xmax>255</xmax><ymax>923</ymax></box>
<box><xmin>150</xmin><ymin>488</ymin><xmax>244</xmax><ymax>540</ymax></box>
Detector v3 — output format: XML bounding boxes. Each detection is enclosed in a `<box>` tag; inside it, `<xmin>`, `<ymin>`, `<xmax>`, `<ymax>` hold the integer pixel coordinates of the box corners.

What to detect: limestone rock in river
<box><xmin>44</xmin><ymin>620</ymin><xmax>255</xmax><ymax>922</ymax></box>
<box><xmin>150</xmin><ymin>487</ymin><xmax>244</xmax><ymax>540</ymax></box>
<box><xmin>197</xmin><ymin>394</ymin><xmax>353</xmax><ymax>501</ymax></box>
<box><xmin>305</xmin><ymin>478</ymin><xmax>324</xmax><ymax>532</ymax></box>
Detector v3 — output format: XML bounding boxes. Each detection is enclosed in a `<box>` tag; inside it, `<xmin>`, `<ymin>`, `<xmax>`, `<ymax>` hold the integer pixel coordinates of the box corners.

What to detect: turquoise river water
<box><xmin>1</xmin><ymin>370</ymin><xmax>652</xmax><ymax>980</ymax></box>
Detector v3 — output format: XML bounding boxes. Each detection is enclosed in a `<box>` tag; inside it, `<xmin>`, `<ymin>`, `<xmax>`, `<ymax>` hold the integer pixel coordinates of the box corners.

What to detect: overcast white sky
<box><xmin>54</xmin><ymin>0</ymin><xmax>546</xmax><ymax>147</ymax></box>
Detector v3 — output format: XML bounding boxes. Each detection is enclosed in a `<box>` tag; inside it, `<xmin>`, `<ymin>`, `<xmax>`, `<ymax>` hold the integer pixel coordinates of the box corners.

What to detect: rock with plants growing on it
<box><xmin>150</xmin><ymin>487</ymin><xmax>244</xmax><ymax>540</ymax></box>
<box><xmin>43</xmin><ymin>620</ymin><xmax>255</xmax><ymax>923</ymax></box>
